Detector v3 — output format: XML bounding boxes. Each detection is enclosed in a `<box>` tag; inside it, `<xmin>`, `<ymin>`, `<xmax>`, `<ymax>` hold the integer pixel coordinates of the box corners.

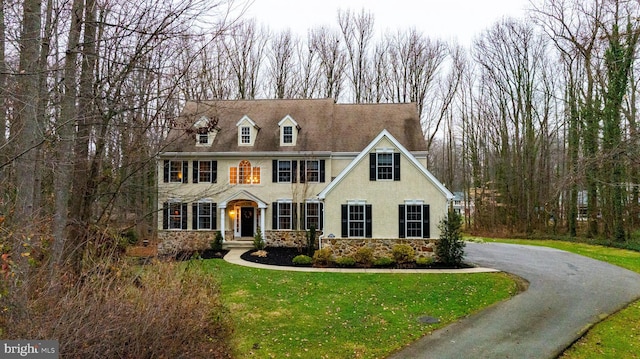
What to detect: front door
<box><xmin>240</xmin><ymin>207</ymin><xmax>254</xmax><ymax>237</ymax></box>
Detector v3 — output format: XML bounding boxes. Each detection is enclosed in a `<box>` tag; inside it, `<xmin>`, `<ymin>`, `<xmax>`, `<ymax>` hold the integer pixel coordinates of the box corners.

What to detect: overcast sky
<box><xmin>245</xmin><ymin>0</ymin><xmax>531</xmax><ymax>45</ymax></box>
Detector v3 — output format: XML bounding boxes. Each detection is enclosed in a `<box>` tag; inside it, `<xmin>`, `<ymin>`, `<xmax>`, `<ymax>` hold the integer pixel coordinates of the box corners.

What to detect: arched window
<box><xmin>230</xmin><ymin>160</ymin><xmax>261</xmax><ymax>184</ymax></box>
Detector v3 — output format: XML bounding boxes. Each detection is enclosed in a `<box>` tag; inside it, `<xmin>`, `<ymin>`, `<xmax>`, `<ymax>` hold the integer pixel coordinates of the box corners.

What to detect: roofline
<box><xmin>317</xmin><ymin>129</ymin><xmax>453</xmax><ymax>200</ymax></box>
<box><xmin>159</xmin><ymin>151</ymin><xmax>333</xmax><ymax>158</ymax></box>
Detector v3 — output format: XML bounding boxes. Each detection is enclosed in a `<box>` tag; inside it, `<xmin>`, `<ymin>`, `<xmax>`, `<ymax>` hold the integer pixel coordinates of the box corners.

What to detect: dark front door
<box><xmin>240</xmin><ymin>207</ymin><xmax>254</xmax><ymax>237</ymax></box>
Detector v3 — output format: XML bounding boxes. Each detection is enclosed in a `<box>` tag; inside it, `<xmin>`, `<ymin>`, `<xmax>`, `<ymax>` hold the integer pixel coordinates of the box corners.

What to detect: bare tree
<box><xmin>338</xmin><ymin>8</ymin><xmax>374</xmax><ymax>103</ymax></box>
<box><xmin>267</xmin><ymin>29</ymin><xmax>296</xmax><ymax>99</ymax></box>
<box><xmin>309</xmin><ymin>26</ymin><xmax>346</xmax><ymax>101</ymax></box>
<box><xmin>224</xmin><ymin>19</ymin><xmax>266</xmax><ymax>99</ymax></box>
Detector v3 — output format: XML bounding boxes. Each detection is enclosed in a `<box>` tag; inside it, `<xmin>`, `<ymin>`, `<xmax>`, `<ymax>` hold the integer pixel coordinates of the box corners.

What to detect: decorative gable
<box><xmin>278</xmin><ymin>115</ymin><xmax>300</xmax><ymax>146</ymax></box>
<box><xmin>236</xmin><ymin>115</ymin><xmax>259</xmax><ymax>146</ymax></box>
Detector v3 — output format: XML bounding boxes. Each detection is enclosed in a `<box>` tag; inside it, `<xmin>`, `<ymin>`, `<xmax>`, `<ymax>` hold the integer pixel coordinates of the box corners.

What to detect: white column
<box><xmin>260</xmin><ymin>207</ymin><xmax>266</xmax><ymax>238</ymax></box>
<box><xmin>220</xmin><ymin>207</ymin><xmax>226</xmax><ymax>241</ymax></box>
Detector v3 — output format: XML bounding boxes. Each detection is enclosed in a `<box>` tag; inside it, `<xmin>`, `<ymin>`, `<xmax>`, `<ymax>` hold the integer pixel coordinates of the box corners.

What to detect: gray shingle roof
<box><xmin>163</xmin><ymin>98</ymin><xmax>426</xmax><ymax>153</ymax></box>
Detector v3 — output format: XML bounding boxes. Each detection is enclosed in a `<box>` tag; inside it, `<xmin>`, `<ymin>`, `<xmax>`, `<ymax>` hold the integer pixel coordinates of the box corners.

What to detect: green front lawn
<box><xmin>194</xmin><ymin>260</ymin><xmax>516</xmax><ymax>358</ymax></box>
<box><xmin>486</xmin><ymin>238</ymin><xmax>640</xmax><ymax>358</ymax></box>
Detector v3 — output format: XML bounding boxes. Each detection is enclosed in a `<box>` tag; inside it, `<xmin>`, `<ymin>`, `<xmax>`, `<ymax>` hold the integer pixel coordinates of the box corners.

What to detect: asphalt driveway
<box><xmin>389</xmin><ymin>242</ymin><xmax>640</xmax><ymax>359</ymax></box>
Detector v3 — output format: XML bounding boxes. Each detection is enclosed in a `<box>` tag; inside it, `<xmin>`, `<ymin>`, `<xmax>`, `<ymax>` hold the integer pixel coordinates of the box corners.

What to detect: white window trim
<box><xmin>278</xmin><ymin>160</ymin><xmax>293</xmax><ymax>183</ymax></box>
<box><xmin>303</xmin><ymin>160</ymin><xmax>320</xmax><ymax>183</ymax></box>
<box><xmin>404</xmin><ymin>204</ymin><xmax>423</xmax><ymax>238</ymax></box>
<box><xmin>304</xmin><ymin>200</ymin><xmax>322</xmax><ymax>230</ymax></box>
<box><xmin>347</xmin><ymin>203</ymin><xmax>366</xmax><ymax>238</ymax></box>
<box><xmin>276</xmin><ymin>200</ymin><xmax>293</xmax><ymax>230</ymax></box>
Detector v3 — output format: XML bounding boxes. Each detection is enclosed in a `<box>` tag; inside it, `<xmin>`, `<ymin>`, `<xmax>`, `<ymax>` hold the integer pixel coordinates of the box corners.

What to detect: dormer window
<box><xmin>198</xmin><ymin>132</ymin><xmax>209</xmax><ymax>144</ymax></box>
<box><xmin>194</xmin><ymin>116</ymin><xmax>217</xmax><ymax>147</ymax></box>
<box><xmin>240</xmin><ymin>126</ymin><xmax>251</xmax><ymax>144</ymax></box>
<box><xmin>278</xmin><ymin>115</ymin><xmax>299</xmax><ymax>146</ymax></box>
<box><xmin>283</xmin><ymin>126</ymin><xmax>293</xmax><ymax>144</ymax></box>
<box><xmin>236</xmin><ymin>115</ymin><xmax>258</xmax><ymax>146</ymax></box>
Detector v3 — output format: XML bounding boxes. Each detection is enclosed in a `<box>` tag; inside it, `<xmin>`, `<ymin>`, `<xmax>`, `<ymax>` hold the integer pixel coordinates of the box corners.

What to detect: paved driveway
<box><xmin>389</xmin><ymin>242</ymin><xmax>640</xmax><ymax>359</ymax></box>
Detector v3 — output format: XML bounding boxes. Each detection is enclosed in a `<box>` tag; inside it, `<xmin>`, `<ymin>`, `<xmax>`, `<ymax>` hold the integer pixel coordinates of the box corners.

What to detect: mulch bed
<box><xmin>240</xmin><ymin>247</ymin><xmax>473</xmax><ymax>269</ymax></box>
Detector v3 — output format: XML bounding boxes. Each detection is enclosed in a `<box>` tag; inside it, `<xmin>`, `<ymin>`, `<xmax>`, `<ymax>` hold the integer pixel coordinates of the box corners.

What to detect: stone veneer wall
<box><xmin>157</xmin><ymin>230</ymin><xmax>321</xmax><ymax>255</ymax></box>
<box><xmin>321</xmin><ymin>238</ymin><xmax>438</xmax><ymax>259</ymax></box>
<box><xmin>157</xmin><ymin>231</ymin><xmax>217</xmax><ymax>256</ymax></box>
<box><xmin>157</xmin><ymin>231</ymin><xmax>435</xmax><ymax>259</ymax></box>
<box><xmin>265</xmin><ymin>230</ymin><xmax>321</xmax><ymax>248</ymax></box>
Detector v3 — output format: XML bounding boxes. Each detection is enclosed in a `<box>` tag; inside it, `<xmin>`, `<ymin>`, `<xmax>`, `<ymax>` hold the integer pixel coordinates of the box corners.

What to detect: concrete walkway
<box><xmin>388</xmin><ymin>242</ymin><xmax>640</xmax><ymax>359</ymax></box>
<box><xmin>223</xmin><ymin>248</ymin><xmax>499</xmax><ymax>274</ymax></box>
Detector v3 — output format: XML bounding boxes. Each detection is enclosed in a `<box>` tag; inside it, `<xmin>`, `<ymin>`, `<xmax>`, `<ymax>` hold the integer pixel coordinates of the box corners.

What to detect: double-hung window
<box><xmin>163</xmin><ymin>160</ymin><xmax>188</xmax><ymax>183</ymax></box>
<box><xmin>341</xmin><ymin>202</ymin><xmax>372</xmax><ymax>238</ymax></box>
<box><xmin>278</xmin><ymin>160</ymin><xmax>293</xmax><ymax>182</ymax></box>
<box><xmin>304</xmin><ymin>160</ymin><xmax>320</xmax><ymax>183</ymax></box>
<box><xmin>283</xmin><ymin>126</ymin><xmax>293</xmax><ymax>144</ymax></box>
<box><xmin>272</xmin><ymin>201</ymin><xmax>296</xmax><ymax>230</ymax></box>
<box><xmin>192</xmin><ymin>160</ymin><xmax>217</xmax><ymax>183</ymax></box>
<box><xmin>163</xmin><ymin>201</ymin><xmax>187</xmax><ymax>230</ymax></box>
<box><xmin>304</xmin><ymin>201</ymin><xmax>323</xmax><ymax>230</ymax></box>
<box><xmin>369</xmin><ymin>152</ymin><xmax>400</xmax><ymax>181</ymax></box>
<box><xmin>240</xmin><ymin>126</ymin><xmax>251</xmax><ymax>144</ymax></box>
<box><xmin>193</xmin><ymin>201</ymin><xmax>216</xmax><ymax>230</ymax></box>
<box><xmin>399</xmin><ymin>203</ymin><xmax>430</xmax><ymax>238</ymax></box>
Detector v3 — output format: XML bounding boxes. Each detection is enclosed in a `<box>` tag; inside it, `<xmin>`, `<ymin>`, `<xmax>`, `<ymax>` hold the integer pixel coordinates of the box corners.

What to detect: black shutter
<box><xmin>423</xmin><ymin>205</ymin><xmax>430</xmax><ymax>238</ymax></box>
<box><xmin>162</xmin><ymin>202</ymin><xmax>168</xmax><ymax>229</ymax></box>
<box><xmin>292</xmin><ymin>203</ymin><xmax>298</xmax><ymax>230</ymax></box>
<box><xmin>292</xmin><ymin>161</ymin><xmax>297</xmax><ymax>183</ymax></box>
<box><xmin>399</xmin><ymin>205</ymin><xmax>405</xmax><ymax>238</ymax></box>
<box><xmin>182</xmin><ymin>161</ymin><xmax>188</xmax><ymax>183</ymax></box>
<box><xmin>192</xmin><ymin>204</ymin><xmax>199</xmax><ymax>229</ymax></box>
<box><xmin>272</xmin><ymin>202</ymin><xmax>278</xmax><ymax>229</ymax></box>
<box><xmin>300</xmin><ymin>203</ymin><xmax>305</xmax><ymax>230</ymax></box>
<box><xmin>272</xmin><ymin>160</ymin><xmax>278</xmax><ymax>182</ymax></box>
<box><xmin>369</xmin><ymin>153</ymin><xmax>376</xmax><ymax>181</ymax></box>
<box><xmin>212</xmin><ymin>204</ymin><xmax>217</xmax><ymax>230</ymax></box>
<box><xmin>163</xmin><ymin>160</ymin><xmax>169</xmax><ymax>182</ymax></box>
<box><xmin>192</xmin><ymin>161</ymin><xmax>199</xmax><ymax>183</ymax></box>
<box><xmin>181</xmin><ymin>203</ymin><xmax>188</xmax><ymax>229</ymax></box>
<box><xmin>212</xmin><ymin>161</ymin><xmax>217</xmax><ymax>183</ymax></box>
<box><xmin>319</xmin><ymin>160</ymin><xmax>325</xmax><ymax>182</ymax></box>
<box><xmin>365</xmin><ymin>204</ymin><xmax>372</xmax><ymax>238</ymax></box>
<box><xmin>341</xmin><ymin>204</ymin><xmax>348</xmax><ymax>237</ymax></box>
<box><xmin>319</xmin><ymin>203</ymin><xmax>324</xmax><ymax>230</ymax></box>
<box><xmin>394</xmin><ymin>153</ymin><xmax>401</xmax><ymax>181</ymax></box>
<box><xmin>299</xmin><ymin>160</ymin><xmax>306</xmax><ymax>183</ymax></box>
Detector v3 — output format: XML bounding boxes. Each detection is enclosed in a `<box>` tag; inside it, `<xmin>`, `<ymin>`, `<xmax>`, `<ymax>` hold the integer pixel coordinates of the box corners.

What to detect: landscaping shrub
<box><xmin>312</xmin><ymin>248</ymin><xmax>334</xmax><ymax>266</ymax></box>
<box><xmin>352</xmin><ymin>247</ymin><xmax>374</xmax><ymax>267</ymax></box>
<box><xmin>253</xmin><ymin>227</ymin><xmax>265</xmax><ymax>250</ymax></box>
<box><xmin>335</xmin><ymin>256</ymin><xmax>356</xmax><ymax>267</ymax></box>
<box><xmin>437</xmin><ymin>210</ymin><xmax>466</xmax><ymax>266</ymax></box>
<box><xmin>392</xmin><ymin>244</ymin><xmax>415</xmax><ymax>264</ymax></box>
<box><xmin>211</xmin><ymin>231</ymin><xmax>224</xmax><ymax>251</ymax></box>
<box><xmin>306</xmin><ymin>225</ymin><xmax>316</xmax><ymax>257</ymax></box>
<box><xmin>373</xmin><ymin>256</ymin><xmax>395</xmax><ymax>267</ymax></box>
<box><xmin>0</xmin><ymin>260</ymin><xmax>235</xmax><ymax>358</ymax></box>
<box><xmin>292</xmin><ymin>254</ymin><xmax>313</xmax><ymax>266</ymax></box>
<box><xmin>416</xmin><ymin>256</ymin><xmax>434</xmax><ymax>267</ymax></box>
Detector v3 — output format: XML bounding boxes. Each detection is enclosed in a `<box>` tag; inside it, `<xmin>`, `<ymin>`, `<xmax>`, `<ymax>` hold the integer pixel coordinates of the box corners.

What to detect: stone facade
<box><xmin>321</xmin><ymin>238</ymin><xmax>438</xmax><ymax>259</ymax></box>
<box><xmin>158</xmin><ymin>230</ymin><xmax>322</xmax><ymax>255</ymax></box>
<box><xmin>157</xmin><ymin>231</ymin><xmax>217</xmax><ymax>256</ymax></box>
<box><xmin>264</xmin><ymin>230</ymin><xmax>322</xmax><ymax>249</ymax></box>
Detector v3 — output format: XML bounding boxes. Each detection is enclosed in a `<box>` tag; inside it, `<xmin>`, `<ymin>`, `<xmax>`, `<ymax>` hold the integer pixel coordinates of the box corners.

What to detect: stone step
<box><xmin>222</xmin><ymin>240</ymin><xmax>254</xmax><ymax>250</ymax></box>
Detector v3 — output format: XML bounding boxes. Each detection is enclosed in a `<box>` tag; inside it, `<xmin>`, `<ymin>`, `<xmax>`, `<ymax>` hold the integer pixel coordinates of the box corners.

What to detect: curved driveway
<box><xmin>389</xmin><ymin>242</ymin><xmax>640</xmax><ymax>359</ymax></box>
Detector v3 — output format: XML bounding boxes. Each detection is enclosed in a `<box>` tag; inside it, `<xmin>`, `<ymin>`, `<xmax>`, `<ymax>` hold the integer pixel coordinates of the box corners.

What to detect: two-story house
<box><xmin>157</xmin><ymin>98</ymin><xmax>453</xmax><ymax>257</ymax></box>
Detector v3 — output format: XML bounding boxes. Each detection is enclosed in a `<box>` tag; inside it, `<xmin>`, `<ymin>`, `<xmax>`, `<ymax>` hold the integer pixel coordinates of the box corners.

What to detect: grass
<box><xmin>194</xmin><ymin>260</ymin><xmax>516</xmax><ymax>359</ymax></box>
<box><xmin>483</xmin><ymin>237</ymin><xmax>640</xmax><ymax>359</ymax></box>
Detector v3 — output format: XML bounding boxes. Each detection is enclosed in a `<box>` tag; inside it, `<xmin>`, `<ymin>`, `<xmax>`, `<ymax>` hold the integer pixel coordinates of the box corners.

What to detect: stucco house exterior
<box><xmin>157</xmin><ymin>98</ymin><xmax>453</xmax><ymax>257</ymax></box>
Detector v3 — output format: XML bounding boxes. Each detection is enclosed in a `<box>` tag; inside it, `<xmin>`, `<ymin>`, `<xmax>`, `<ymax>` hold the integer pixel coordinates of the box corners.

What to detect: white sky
<box><xmin>245</xmin><ymin>0</ymin><xmax>531</xmax><ymax>46</ymax></box>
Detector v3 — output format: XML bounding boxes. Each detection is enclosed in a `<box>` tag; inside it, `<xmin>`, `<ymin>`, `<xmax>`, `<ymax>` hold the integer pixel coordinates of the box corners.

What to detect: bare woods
<box><xmin>0</xmin><ymin>0</ymin><xmax>639</xmax><ymax>355</ymax></box>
